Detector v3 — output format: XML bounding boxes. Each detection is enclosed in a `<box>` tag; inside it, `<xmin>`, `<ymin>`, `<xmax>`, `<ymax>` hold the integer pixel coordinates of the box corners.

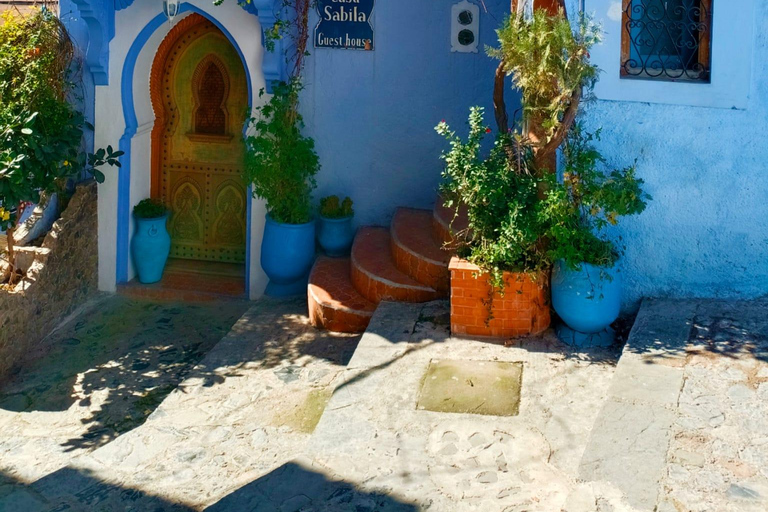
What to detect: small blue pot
<box><xmin>261</xmin><ymin>214</ymin><xmax>316</xmax><ymax>296</ymax></box>
<box><xmin>551</xmin><ymin>260</ymin><xmax>621</xmax><ymax>334</ymax></box>
<box><xmin>131</xmin><ymin>213</ymin><xmax>171</xmax><ymax>284</ymax></box>
<box><xmin>317</xmin><ymin>215</ymin><xmax>354</xmax><ymax>257</ymax></box>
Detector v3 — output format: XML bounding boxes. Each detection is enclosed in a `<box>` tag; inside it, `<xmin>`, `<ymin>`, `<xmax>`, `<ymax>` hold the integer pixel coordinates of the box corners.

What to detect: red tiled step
<box><xmin>117</xmin><ymin>260</ymin><xmax>246</xmax><ymax>302</ymax></box>
<box><xmin>433</xmin><ymin>194</ymin><xmax>469</xmax><ymax>247</ymax></box>
<box><xmin>351</xmin><ymin>227</ymin><xmax>441</xmax><ymax>304</ymax></box>
<box><xmin>308</xmin><ymin>257</ymin><xmax>377</xmax><ymax>333</ymax></box>
<box><xmin>390</xmin><ymin>208</ymin><xmax>451</xmax><ymax>295</ymax></box>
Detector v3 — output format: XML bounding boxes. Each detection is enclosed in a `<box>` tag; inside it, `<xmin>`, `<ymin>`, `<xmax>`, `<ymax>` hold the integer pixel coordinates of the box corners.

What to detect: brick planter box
<box><xmin>449</xmin><ymin>257</ymin><xmax>550</xmax><ymax>338</ymax></box>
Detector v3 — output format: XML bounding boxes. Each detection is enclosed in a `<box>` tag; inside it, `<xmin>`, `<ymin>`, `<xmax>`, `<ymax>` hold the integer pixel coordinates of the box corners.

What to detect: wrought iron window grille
<box><xmin>621</xmin><ymin>0</ymin><xmax>713</xmax><ymax>83</ymax></box>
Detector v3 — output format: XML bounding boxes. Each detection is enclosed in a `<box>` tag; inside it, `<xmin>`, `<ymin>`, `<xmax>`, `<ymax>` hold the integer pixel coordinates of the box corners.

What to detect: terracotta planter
<box><xmin>449</xmin><ymin>257</ymin><xmax>550</xmax><ymax>338</ymax></box>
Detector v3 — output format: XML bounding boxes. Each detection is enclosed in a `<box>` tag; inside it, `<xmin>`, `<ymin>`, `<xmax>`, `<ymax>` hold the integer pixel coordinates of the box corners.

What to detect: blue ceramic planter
<box><xmin>551</xmin><ymin>260</ymin><xmax>621</xmax><ymax>335</ymax></box>
<box><xmin>317</xmin><ymin>215</ymin><xmax>354</xmax><ymax>257</ymax></box>
<box><xmin>261</xmin><ymin>215</ymin><xmax>316</xmax><ymax>296</ymax></box>
<box><xmin>131</xmin><ymin>213</ymin><xmax>171</xmax><ymax>284</ymax></box>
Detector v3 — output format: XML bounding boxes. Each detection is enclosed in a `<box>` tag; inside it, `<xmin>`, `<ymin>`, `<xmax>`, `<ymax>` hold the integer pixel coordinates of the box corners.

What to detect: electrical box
<box><xmin>451</xmin><ymin>1</ymin><xmax>480</xmax><ymax>53</ymax></box>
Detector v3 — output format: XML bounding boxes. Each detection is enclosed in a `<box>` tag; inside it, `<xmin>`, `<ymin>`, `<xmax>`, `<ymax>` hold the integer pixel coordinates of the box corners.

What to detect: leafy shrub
<box><xmin>0</xmin><ymin>10</ymin><xmax>121</xmax><ymax>283</ymax></box>
<box><xmin>133</xmin><ymin>198</ymin><xmax>167</xmax><ymax>219</ymax></box>
<box><xmin>244</xmin><ymin>78</ymin><xmax>319</xmax><ymax>224</ymax></box>
<box><xmin>544</xmin><ymin>124</ymin><xmax>651</xmax><ymax>269</ymax></box>
<box><xmin>0</xmin><ymin>10</ymin><xmax>83</xmax><ymax>231</ymax></box>
<box><xmin>489</xmin><ymin>10</ymin><xmax>600</xmax><ymax>147</ymax></box>
<box><xmin>319</xmin><ymin>195</ymin><xmax>354</xmax><ymax>219</ymax></box>
<box><xmin>436</xmin><ymin>107</ymin><xmax>550</xmax><ymax>286</ymax></box>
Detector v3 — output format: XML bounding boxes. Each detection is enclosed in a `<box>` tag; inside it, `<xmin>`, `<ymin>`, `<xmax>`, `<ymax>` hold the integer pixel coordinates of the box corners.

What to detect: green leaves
<box><xmin>544</xmin><ymin>123</ymin><xmax>652</xmax><ymax>269</ymax></box>
<box><xmin>490</xmin><ymin>9</ymin><xmax>600</xmax><ymax>143</ymax></box>
<box><xmin>320</xmin><ymin>195</ymin><xmax>354</xmax><ymax>219</ymax></box>
<box><xmin>87</xmin><ymin>145</ymin><xmax>124</xmax><ymax>184</ymax></box>
<box><xmin>244</xmin><ymin>79</ymin><xmax>320</xmax><ymax>225</ymax></box>
<box><xmin>436</xmin><ymin>107</ymin><xmax>549</xmax><ymax>280</ymax></box>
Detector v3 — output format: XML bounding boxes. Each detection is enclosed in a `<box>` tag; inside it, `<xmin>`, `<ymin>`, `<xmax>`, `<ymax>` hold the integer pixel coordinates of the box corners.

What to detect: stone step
<box><xmin>571</xmin><ymin>299</ymin><xmax>698</xmax><ymax>511</ymax></box>
<box><xmin>390</xmin><ymin>208</ymin><xmax>450</xmax><ymax>295</ymax></box>
<box><xmin>432</xmin><ymin>194</ymin><xmax>469</xmax><ymax>247</ymax></box>
<box><xmin>308</xmin><ymin>256</ymin><xmax>377</xmax><ymax>333</ymax></box>
<box><xmin>351</xmin><ymin>227</ymin><xmax>441</xmax><ymax>304</ymax></box>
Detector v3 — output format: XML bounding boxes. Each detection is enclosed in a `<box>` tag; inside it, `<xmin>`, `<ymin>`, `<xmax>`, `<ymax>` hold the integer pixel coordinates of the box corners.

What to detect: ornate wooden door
<box><xmin>152</xmin><ymin>16</ymin><xmax>248</xmax><ymax>263</ymax></box>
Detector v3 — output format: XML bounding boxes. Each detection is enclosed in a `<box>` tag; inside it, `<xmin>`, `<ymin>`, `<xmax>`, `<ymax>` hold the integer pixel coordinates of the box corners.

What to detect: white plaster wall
<box><xmin>95</xmin><ymin>0</ymin><xmax>269</xmax><ymax>298</ymax></box>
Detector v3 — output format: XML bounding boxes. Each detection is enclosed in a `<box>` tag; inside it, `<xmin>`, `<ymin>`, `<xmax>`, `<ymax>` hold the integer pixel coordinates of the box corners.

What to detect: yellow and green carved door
<box><xmin>158</xmin><ymin>21</ymin><xmax>248</xmax><ymax>263</ymax></box>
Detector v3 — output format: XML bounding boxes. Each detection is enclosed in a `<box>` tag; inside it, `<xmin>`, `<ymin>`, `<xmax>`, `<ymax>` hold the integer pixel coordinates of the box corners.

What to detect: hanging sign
<box><xmin>314</xmin><ymin>0</ymin><xmax>375</xmax><ymax>50</ymax></box>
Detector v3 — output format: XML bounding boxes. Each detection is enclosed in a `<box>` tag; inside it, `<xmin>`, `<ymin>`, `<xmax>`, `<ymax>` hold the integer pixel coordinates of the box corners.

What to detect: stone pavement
<box><xmin>242</xmin><ymin>301</ymin><xmax>623</xmax><ymax>512</ymax></box>
<box><xmin>0</xmin><ymin>296</ymin><xmax>360</xmax><ymax>511</ymax></box>
<box><xmin>571</xmin><ymin>299</ymin><xmax>768</xmax><ymax>512</ymax></box>
<box><xmin>0</xmin><ymin>297</ymin><xmax>766</xmax><ymax>511</ymax></box>
<box><xmin>0</xmin><ymin>295</ymin><xmax>249</xmax><ymax>485</ymax></box>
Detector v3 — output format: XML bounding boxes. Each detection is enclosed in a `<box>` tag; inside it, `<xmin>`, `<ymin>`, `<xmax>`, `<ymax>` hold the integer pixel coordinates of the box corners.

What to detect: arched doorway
<box><xmin>149</xmin><ymin>14</ymin><xmax>249</xmax><ymax>289</ymax></box>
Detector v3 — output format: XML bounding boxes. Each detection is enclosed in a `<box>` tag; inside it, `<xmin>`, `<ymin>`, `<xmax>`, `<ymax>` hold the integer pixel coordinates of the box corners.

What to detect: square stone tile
<box><xmin>416</xmin><ymin>359</ymin><xmax>522</xmax><ymax>416</ymax></box>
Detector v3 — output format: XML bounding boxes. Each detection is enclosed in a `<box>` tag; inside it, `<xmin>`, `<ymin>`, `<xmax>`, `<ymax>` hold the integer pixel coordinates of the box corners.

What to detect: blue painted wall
<box><xmin>59</xmin><ymin>0</ymin><xmax>96</xmax><ymax>157</ymax></box>
<box><xmin>301</xmin><ymin>0</ymin><xmax>516</xmax><ymax>228</ymax></box>
<box><xmin>569</xmin><ymin>0</ymin><xmax>768</xmax><ymax>308</ymax></box>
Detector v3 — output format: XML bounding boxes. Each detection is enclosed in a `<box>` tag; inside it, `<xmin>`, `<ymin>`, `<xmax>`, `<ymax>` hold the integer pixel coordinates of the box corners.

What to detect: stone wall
<box><xmin>0</xmin><ymin>181</ymin><xmax>98</xmax><ymax>381</ymax></box>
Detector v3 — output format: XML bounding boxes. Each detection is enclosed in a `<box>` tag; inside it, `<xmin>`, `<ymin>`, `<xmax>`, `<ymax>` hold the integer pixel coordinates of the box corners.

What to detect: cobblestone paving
<box><xmin>0</xmin><ymin>296</ymin><xmax>360</xmax><ymax>511</ymax></box>
<box><xmin>0</xmin><ymin>295</ymin><xmax>249</xmax><ymax>486</ymax></box>
<box><xmin>657</xmin><ymin>301</ymin><xmax>768</xmax><ymax>512</ymax></box>
<box><xmin>1</xmin><ymin>297</ymin><xmax>765</xmax><ymax>511</ymax></box>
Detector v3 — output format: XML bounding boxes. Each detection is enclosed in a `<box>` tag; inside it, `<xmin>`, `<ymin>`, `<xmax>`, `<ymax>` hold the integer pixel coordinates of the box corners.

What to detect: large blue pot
<box><xmin>131</xmin><ymin>213</ymin><xmax>171</xmax><ymax>284</ymax></box>
<box><xmin>551</xmin><ymin>260</ymin><xmax>621</xmax><ymax>334</ymax></box>
<box><xmin>261</xmin><ymin>215</ymin><xmax>316</xmax><ymax>296</ymax></box>
<box><xmin>317</xmin><ymin>215</ymin><xmax>354</xmax><ymax>257</ymax></box>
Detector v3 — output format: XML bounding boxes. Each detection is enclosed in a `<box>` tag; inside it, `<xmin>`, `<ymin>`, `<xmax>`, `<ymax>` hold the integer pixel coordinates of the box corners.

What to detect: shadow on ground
<box><xmin>622</xmin><ymin>299</ymin><xmax>768</xmax><ymax>365</ymax></box>
<box><xmin>0</xmin><ymin>462</ymin><xmax>418</xmax><ymax>512</ymax></box>
<box><xmin>0</xmin><ymin>295</ymin><xmax>362</xmax><ymax>454</ymax></box>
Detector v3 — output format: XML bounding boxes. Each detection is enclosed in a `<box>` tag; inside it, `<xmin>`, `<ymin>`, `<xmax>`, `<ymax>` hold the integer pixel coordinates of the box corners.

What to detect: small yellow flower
<box><xmin>0</xmin><ymin>208</ymin><xmax>9</xmax><ymax>222</ymax></box>
<box><xmin>63</xmin><ymin>160</ymin><xmax>70</xmax><ymax>167</ymax></box>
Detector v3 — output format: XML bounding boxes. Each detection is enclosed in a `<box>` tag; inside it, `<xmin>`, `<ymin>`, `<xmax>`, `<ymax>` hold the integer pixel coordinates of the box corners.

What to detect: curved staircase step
<box><xmin>308</xmin><ymin>257</ymin><xmax>377</xmax><ymax>333</ymax></box>
<box><xmin>433</xmin><ymin>194</ymin><xmax>469</xmax><ymax>247</ymax></box>
<box><xmin>390</xmin><ymin>208</ymin><xmax>450</xmax><ymax>295</ymax></box>
<box><xmin>351</xmin><ymin>227</ymin><xmax>441</xmax><ymax>304</ymax></box>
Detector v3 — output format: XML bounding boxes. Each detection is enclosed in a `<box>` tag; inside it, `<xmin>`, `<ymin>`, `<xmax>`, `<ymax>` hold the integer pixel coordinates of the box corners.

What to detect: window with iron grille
<box><xmin>621</xmin><ymin>0</ymin><xmax>713</xmax><ymax>83</ymax></box>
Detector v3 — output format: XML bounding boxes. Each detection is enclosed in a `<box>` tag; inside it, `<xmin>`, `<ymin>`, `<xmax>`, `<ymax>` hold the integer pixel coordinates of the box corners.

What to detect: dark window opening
<box><xmin>621</xmin><ymin>0</ymin><xmax>713</xmax><ymax>82</ymax></box>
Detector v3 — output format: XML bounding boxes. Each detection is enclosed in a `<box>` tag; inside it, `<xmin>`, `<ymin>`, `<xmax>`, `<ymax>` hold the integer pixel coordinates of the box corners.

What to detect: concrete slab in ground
<box><xmin>278</xmin><ymin>301</ymin><xmax>622</xmax><ymax>512</ymax></box>
<box><xmin>417</xmin><ymin>359</ymin><xmax>523</xmax><ymax>416</ymax></box>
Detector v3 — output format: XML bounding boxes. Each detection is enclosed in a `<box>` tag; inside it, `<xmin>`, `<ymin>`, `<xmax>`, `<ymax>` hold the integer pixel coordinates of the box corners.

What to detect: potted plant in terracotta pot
<box><xmin>546</xmin><ymin>124</ymin><xmax>651</xmax><ymax>346</ymax></box>
<box><xmin>437</xmin><ymin>108</ymin><xmax>553</xmax><ymax>338</ymax></box>
<box><xmin>131</xmin><ymin>198</ymin><xmax>170</xmax><ymax>284</ymax></box>
<box><xmin>317</xmin><ymin>195</ymin><xmax>354</xmax><ymax>257</ymax></box>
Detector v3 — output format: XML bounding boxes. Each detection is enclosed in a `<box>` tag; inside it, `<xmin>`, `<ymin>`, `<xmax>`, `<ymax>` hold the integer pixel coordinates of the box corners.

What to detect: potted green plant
<box><xmin>546</xmin><ymin>124</ymin><xmax>650</xmax><ymax>346</ymax></box>
<box><xmin>242</xmin><ymin>0</ymin><xmax>320</xmax><ymax>296</ymax></box>
<box><xmin>437</xmin><ymin>108</ymin><xmax>552</xmax><ymax>338</ymax></box>
<box><xmin>317</xmin><ymin>195</ymin><xmax>354</xmax><ymax>257</ymax></box>
<box><xmin>130</xmin><ymin>198</ymin><xmax>170</xmax><ymax>284</ymax></box>
<box><xmin>244</xmin><ymin>79</ymin><xmax>320</xmax><ymax>296</ymax></box>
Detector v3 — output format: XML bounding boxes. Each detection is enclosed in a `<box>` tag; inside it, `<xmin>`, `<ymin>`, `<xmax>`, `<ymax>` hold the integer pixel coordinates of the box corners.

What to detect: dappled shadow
<box><xmin>205</xmin><ymin>461</ymin><xmax>419</xmax><ymax>511</ymax></box>
<box><xmin>619</xmin><ymin>299</ymin><xmax>768</xmax><ymax>365</ymax></box>
<box><xmin>0</xmin><ymin>296</ymin><xmax>250</xmax><ymax>451</ymax></box>
<box><xmin>688</xmin><ymin>300</ymin><xmax>768</xmax><ymax>363</ymax></box>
